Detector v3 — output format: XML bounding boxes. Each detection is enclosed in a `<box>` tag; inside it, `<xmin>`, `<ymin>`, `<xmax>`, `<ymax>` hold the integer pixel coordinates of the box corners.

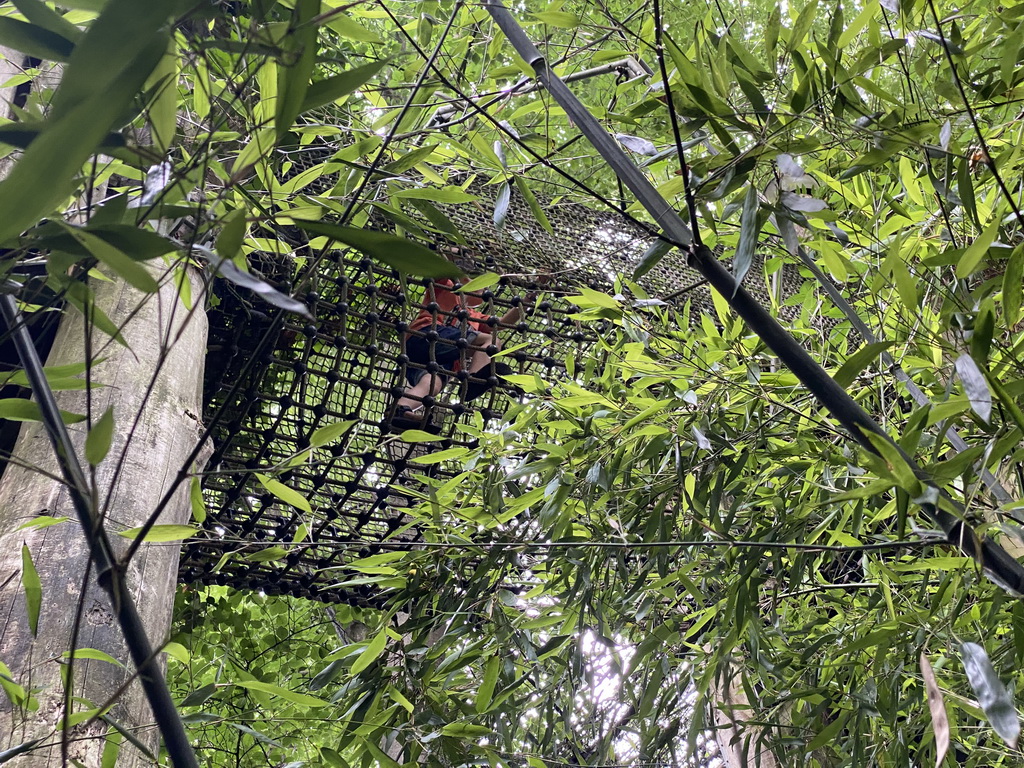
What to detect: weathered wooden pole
<box><xmin>0</xmin><ymin>47</ymin><xmax>208</xmax><ymax>766</ymax></box>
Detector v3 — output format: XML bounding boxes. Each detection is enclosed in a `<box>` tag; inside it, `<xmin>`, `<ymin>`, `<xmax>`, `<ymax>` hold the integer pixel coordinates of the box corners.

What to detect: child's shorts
<box><xmin>404</xmin><ymin>326</ymin><xmax>479</xmax><ymax>386</ymax></box>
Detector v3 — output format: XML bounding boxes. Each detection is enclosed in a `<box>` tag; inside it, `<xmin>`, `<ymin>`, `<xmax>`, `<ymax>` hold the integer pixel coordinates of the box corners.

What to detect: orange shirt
<box><xmin>408</xmin><ymin>280</ymin><xmax>490</xmax><ymax>334</ymax></box>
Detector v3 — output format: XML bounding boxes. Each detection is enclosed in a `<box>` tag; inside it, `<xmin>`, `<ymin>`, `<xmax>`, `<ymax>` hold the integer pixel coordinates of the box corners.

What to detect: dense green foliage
<box><xmin>5</xmin><ymin>0</ymin><xmax>1024</xmax><ymax>765</ymax></box>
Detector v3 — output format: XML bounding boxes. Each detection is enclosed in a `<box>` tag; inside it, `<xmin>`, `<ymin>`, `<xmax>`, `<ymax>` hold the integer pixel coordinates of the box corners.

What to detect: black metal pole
<box><xmin>0</xmin><ymin>295</ymin><xmax>200</xmax><ymax>768</ymax></box>
<box><xmin>481</xmin><ymin>0</ymin><xmax>1024</xmax><ymax>594</ymax></box>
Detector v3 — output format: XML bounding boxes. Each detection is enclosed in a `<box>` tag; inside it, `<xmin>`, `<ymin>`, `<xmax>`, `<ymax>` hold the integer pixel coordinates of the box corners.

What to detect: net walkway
<box><xmin>179</xmin><ymin>165</ymin><xmax>826</xmax><ymax>607</ymax></box>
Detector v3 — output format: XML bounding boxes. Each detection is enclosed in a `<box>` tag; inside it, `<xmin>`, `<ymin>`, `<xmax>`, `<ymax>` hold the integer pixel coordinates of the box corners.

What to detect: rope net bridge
<box><xmin>179</xmin><ymin>172</ymin><xmax>831</xmax><ymax>605</ymax></box>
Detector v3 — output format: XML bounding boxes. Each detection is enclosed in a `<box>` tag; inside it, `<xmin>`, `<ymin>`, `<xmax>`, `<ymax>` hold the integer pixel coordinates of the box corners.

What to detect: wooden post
<box><xmin>0</xmin><ymin>41</ymin><xmax>208</xmax><ymax>765</ymax></box>
<box><xmin>0</xmin><ymin>266</ymin><xmax>209</xmax><ymax>764</ymax></box>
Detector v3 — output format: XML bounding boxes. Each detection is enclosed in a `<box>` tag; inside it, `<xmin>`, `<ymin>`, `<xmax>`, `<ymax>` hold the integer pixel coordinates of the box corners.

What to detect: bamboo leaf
<box><xmin>300</xmin><ymin>60</ymin><xmax>390</xmax><ymax>113</ymax></box>
<box><xmin>513</xmin><ymin>175</ymin><xmax>553</xmax><ymax>234</ymax></box>
<box><xmin>834</xmin><ymin>342</ymin><xmax>894</xmax><ymax>387</ymax></box>
<box><xmin>399</xmin><ymin>429</ymin><xmax>441</xmax><ymax>443</ymax></box>
<box><xmin>955</xmin><ymin>354</ymin><xmax>992</xmax><ymax>423</ymax></box>
<box><xmin>0</xmin><ymin>17</ymin><xmax>74</xmax><ymax>61</ymax></box>
<box><xmin>256</xmin><ymin>473</ymin><xmax>313</xmax><ymax>515</ymax></box>
<box><xmin>234</xmin><ymin>680</ymin><xmax>328</xmax><ymax>708</ymax></box>
<box><xmin>63</xmin><ymin>226</ymin><xmax>159</xmax><ymax>293</ymax></box>
<box><xmin>633</xmin><ymin>238</ymin><xmax>674</xmax><ymax>280</ymax></box>
<box><xmin>615</xmin><ymin>133</ymin><xmax>657</xmax><ymax>155</ymax></box>
<box><xmin>291</xmin><ymin>220</ymin><xmax>463</xmax><ymax>278</ymax></box>
<box><xmin>920</xmin><ymin>653</ymin><xmax>950</xmax><ymax>768</ymax></box>
<box><xmin>458</xmin><ymin>272</ymin><xmax>500</xmax><ymax>293</ymax></box>
<box><xmin>390</xmin><ymin>187</ymin><xmax>479</xmax><ymax>204</ymax></box>
<box><xmin>733</xmin><ymin>185</ymin><xmax>760</xmax><ymax>295</ymax></box>
<box><xmin>205</xmin><ymin>252</ymin><xmax>312</xmax><ymax>318</ymax></box>
<box><xmin>84</xmin><ymin>406</ymin><xmax>114</xmax><ymax>466</ymax></box>
<box><xmin>350</xmin><ymin>630</ymin><xmax>387</xmax><ymax>675</ymax></box>
<box><xmin>116</xmin><ymin>525</ymin><xmax>198</xmax><ymax>542</ymax></box>
<box><xmin>960</xmin><ymin>642</ymin><xmax>1020</xmax><ymax>748</ymax></box>
<box><xmin>956</xmin><ymin>217</ymin><xmax>1000</xmax><ymax>278</ymax></box>
<box><xmin>309</xmin><ymin>419</ymin><xmax>357</xmax><ymax>447</ymax></box>
<box><xmin>11</xmin><ymin>0</ymin><xmax>83</xmax><ymax>43</ymax></box>
<box><xmin>0</xmin><ymin>398</ymin><xmax>85</xmax><ymax>424</ymax></box>
<box><xmin>1004</xmin><ymin>244</ymin><xmax>1023</xmax><ymax>326</ymax></box>
<box><xmin>189</xmin><ymin>476</ymin><xmax>206</xmax><ymax>524</ymax></box>
<box><xmin>493</xmin><ymin>181</ymin><xmax>511</xmax><ymax>230</ymax></box>
<box><xmin>475</xmin><ymin>655</ymin><xmax>501</xmax><ymax>713</ymax></box>
<box><xmin>20</xmin><ymin>546</ymin><xmax>41</xmax><ymax>637</ymax></box>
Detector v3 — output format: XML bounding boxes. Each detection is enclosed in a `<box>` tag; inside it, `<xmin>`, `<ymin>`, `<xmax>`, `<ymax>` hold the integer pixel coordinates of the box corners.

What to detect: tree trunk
<box><xmin>0</xmin><ymin>265</ymin><xmax>209</xmax><ymax>764</ymax></box>
<box><xmin>708</xmin><ymin>653</ymin><xmax>783</xmax><ymax>768</ymax></box>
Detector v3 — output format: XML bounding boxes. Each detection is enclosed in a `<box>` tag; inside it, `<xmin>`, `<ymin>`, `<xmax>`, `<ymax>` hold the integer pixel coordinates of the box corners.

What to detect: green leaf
<box><xmin>513</xmin><ymin>175</ymin><xmax>554</xmax><ymax>235</ymax></box>
<box><xmin>733</xmin><ymin>185</ymin><xmax>760</xmax><ymax>295</ymax></box>
<box><xmin>956</xmin><ymin>216</ymin><xmax>1000</xmax><ymax>278</ymax></box>
<box><xmin>322</xmin><ymin>14</ymin><xmax>383</xmax><ymax>43</ymax></box>
<box><xmin>215</xmin><ymin>209</ymin><xmax>247</xmax><ymax>261</ymax></box>
<box><xmin>350</xmin><ymin>630</ymin><xmax>387</xmax><ymax>675</ymax></box>
<box><xmin>189</xmin><ymin>476</ymin><xmax>206</xmax><ymax>525</ymax></box>
<box><xmin>398</xmin><ymin>429</ymin><xmax>441</xmax><ymax>443</ymax></box>
<box><xmin>144</xmin><ymin>41</ymin><xmax>177</xmax><ymax>153</ymax></box>
<box><xmin>20</xmin><ymin>546</ymin><xmax>41</xmax><ymax>637</ymax></box>
<box><xmin>11</xmin><ymin>0</ymin><xmax>83</xmax><ymax>43</ymax></box>
<box><xmin>440</xmin><ymin>722</ymin><xmax>492</xmax><ymax>738</ymax></box>
<box><xmin>291</xmin><ymin>219</ymin><xmax>463</xmax><ymax>278</ymax></box>
<box><xmin>63</xmin><ymin>226</ymin><xmax>159</xmax><ymax>293</ymax></box>
<box><xmin>836</xmin><ymin>1</ymin><xmax>874</xmax><ymax>48</ymax></box>
<box><xmin>458</xmin><ymin>272</ymin><xmax>500</xmax><ymax>293</ymax></box>
<box><xmin>862</xmin><ymin>431</ymin><xmax>920</xmax><ymax>494</ymax></box>
<box><xmin>0</xmin><ymin>17</ymin><xmax>74</xmax><ymax>61</ymax></box>
<box><xmin>309</xmin><ymin>659</ymin><xmax>346</xmax><ymax>691</ymax></box>
<box><xmin>960</xmin><ymin>642</ymin><xmax>1020</xmax><ymax>748</ymax></box>
<box><xmin>955</xmin><ymin>354</ymin><xmax>992</xmax><ymax>423</ymax></box>
<box><xmin>530</xmin><ymin>10</ymin><xmax>580</xmax><ymax>27</ymax></box>
<box><xmin>834</xmin><ymin>342</ymin><xmax>894</xmax><ymax>388</ymax></box>
<box><xmin>116</xmin><ymin>525</ymin><xmax>198</xmax><ymax>542</ymax></box>
<box><xmin>390</xmin><ymin>186</ymin><xmax>479</xmax><ymax>204</ymax></box>
<box><xmin>493</xmin><ymin>181</ymin><xmax>511</xmax><ymax>230</ymax></box>
<box><xmin>234</xmin><ymin>680</ymin><xmax>328</xmax><ymax>708</ymax></box>
<box><xmin>475</xmin><ymin>655</ymin><xmax>500</xmax><ymax>713</ymax></box>
<box><xmin>0</xmin><ymin>398</ymin><xmax>85</xmax><ymax>424</ymax></box>
<box><xmin>309</xmin><ymin>419</ymin><xmax>356</xmax><ymax>447</ymax></box>
<box><xmin>384</xmin><ymin>143</ymin><xmax>438</xmax><ymax>173</ymax></box>
<box><xmin>100</xmin><ymin>729</ymin><xmax>121</xmax><ymax>768</ymax></box>
<box><xmin>300</xmin><ymin>60</ymin><xmax>390</xmax><ymax>113</ymax></box>
<box><xmin>1004</xmin><ymin>244</ymin><xmax>1023</xmax><ymax>326</ymax></box>
<box><xmin>179</xmin><ymin>683</ymin><xmax>218</xmax><ymax>707</ymax></box>
<box><xmin>63</xmin><ymin>647</ymin><xmax>124</xmax><ymax>666</ymax></box>
<box><xmin>232</xmin><ymin>128</ymin><xmax>277</xmax><ymax>178</ymax></box>
<box><xmin>84</xmin><ymin>407</ymin><xmax>114</xmax><ymax>466</ymax></box>
<box><xmin>256</xmin><ymin>473</ymin><xmax>313</xmax><ymax>515</ymax></box>
<box><xmin>788</xmin><ymin>0</ymin><xmax>819</xmax><ymax>52</ymax></box>
<box><xmin>275</xmin><ymin>0</ymin><xmax>319</xmax><ymax>138</ymax></box>
<box><xmin>245</xmin><ymin>546</ymin><xmax>289</xmax><ymax>562</ymax></box>
<box><xmin>633</xmin><ymin>238</ymin><xmax>674</xmax><ymax>280</ymax></box>
<box><xmin>162</xmin><ymin>641</ymin><xmax>189</xmax><ymax>664</ymax></box>
<box><xmin>16</xmin><ymin>515</ymin><xmax>69</xmax><ymax>532</ymax></box>
<box><xmin>409</xmin><ymin>447</ymin><xmax>469</xmax><ymax>465</ymax></box>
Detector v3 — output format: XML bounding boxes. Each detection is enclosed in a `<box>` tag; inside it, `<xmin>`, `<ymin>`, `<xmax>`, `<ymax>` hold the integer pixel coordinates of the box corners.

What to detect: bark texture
<box><xmin>0</xmin><ymin>267</ymin><xmax>209</xmax><ymax>765</ymax></box>
<box><xmin>709</xmin><ymin>653</ymin><xmax>782</xmax><ymax>768</ymax></box>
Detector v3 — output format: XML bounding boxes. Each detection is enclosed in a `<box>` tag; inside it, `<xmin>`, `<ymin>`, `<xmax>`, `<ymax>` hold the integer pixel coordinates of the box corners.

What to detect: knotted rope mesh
<box><xmin>179</xmin><ymin>154</ymin><xmax>824</xmax><ymax>604</ymax></box>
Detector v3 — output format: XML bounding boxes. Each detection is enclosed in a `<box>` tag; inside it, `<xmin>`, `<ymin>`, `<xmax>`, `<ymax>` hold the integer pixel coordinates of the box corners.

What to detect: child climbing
<box><xmin>389</xmin><ymin>276</ymin><xmax>544</xmax><ymax>431</ymax></box>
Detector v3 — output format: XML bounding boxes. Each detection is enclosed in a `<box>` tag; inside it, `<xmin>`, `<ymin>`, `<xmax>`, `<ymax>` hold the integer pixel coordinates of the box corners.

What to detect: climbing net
<box><xmin>179</xmin><ymin>170</ymin><xmax>822</xmax><ymax>605</ymax></box>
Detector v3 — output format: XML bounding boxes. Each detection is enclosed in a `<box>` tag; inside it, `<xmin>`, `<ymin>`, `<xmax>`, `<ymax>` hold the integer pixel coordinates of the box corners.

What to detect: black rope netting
<box><xmin>179</xmin><ymin>160</ymin><xmax>832</xmax><ymax>605</ymax></box>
